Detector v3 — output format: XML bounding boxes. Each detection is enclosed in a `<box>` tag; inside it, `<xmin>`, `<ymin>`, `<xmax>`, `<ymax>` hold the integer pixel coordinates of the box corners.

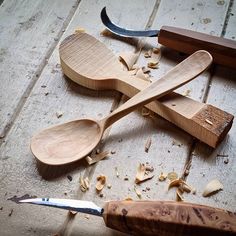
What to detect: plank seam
<box><xmin>0</xmin><ymin>0</ymin><xmax>82</xmax><ymax>147</ymax></box>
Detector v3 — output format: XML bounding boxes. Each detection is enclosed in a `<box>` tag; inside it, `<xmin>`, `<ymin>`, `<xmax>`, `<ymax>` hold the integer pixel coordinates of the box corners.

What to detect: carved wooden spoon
<box><xmin>31</xmin><ymin>50</ymin><xmax>212</xmax><ymax>165</ymax></box>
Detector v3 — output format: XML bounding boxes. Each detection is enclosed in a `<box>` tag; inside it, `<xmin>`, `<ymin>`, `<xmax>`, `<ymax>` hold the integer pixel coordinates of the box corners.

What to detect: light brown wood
<box><xmin>59</xmin><ymin>33</ymin><xmax>234</xmax><ymax>147</ymax></box>
<box><xmin>158</xmin><ymin>26</ymin><xmax>236</xmax><ymax>69</ymax></box>
<box><xmin>31</xmin><ymin>50</ymin><xmax>212</xmax><ymax>165</ymax></box>
<box><xmin>103</xmin><ymin>200</ymin><xmax>236</xmax><ymax>235</ymax></box>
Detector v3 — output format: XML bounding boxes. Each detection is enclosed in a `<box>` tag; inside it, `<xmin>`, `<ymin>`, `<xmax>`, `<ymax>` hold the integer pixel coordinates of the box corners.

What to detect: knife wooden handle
<box><xmin>102</xmin><ymin>200</ymin><xmax>236</xmax><ymax>235</ymax></box>
<box><xmin>158</xmin><ymin>26</ymin><xmax>236</xmax><ymax>69</ymax></box>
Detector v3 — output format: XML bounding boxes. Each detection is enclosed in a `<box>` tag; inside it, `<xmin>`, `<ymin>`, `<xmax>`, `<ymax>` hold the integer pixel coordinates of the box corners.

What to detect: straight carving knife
<box><xmin>20</xmin><ymin>198</ymin><xmax>236</xmax><ymax>235</ymax></box>
<box><xmin>101</xmin><ymin>7</ymin><xmax>236</xmax><ymax>69</ymax></box>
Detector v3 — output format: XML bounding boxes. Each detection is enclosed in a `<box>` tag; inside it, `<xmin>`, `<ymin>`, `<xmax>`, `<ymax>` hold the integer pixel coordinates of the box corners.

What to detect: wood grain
<box><xmin>158</xmin><ymin>26</ymin><xmax>236</xmax><ymax>69</ymax></box>
<box><xmin>103</xmin><ymin>200</ymin><xmax>236</xmax><ymax>235</ymax></box>
<box><xmin>60</xmin><ymin>33</ymin><xmax>233</xmax><ymax>147</ymax></box>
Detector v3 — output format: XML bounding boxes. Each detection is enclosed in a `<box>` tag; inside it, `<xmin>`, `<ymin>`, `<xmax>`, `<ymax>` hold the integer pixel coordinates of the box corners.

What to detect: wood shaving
<box><xmin>111</xmin><ymin>150</ymin><xmax>116</xmax><ymax>154</ymax></box>
<box><xmin>96</xmin><ymin>175</ymin><xmax>106</xmax><ymax>192</ymax></box>
<box><xmin>182</xmin><ymin>89</ymin><xmax>191</xmax><ymax>97</ymax></box>
<box><xmin>176</xmin><ymin>189</ymin><xmax>184</xmax><ymax>201</ymax></box>
<box><xmin>141</xmin><ymin>107</ymin><xmax>150</xmax><ymax>117</ymax></box>
<box><xmin>80</xmin><ymin>176</ymin><xmax>90</xmax><ymax>192</ymax></box>
<box><xmin>119</xmin><ymin>51</ymin><xmax>139</xmax><ymax>70</ymax></box>
<box><xmin>107</xmin><ymin>184</ymin><xmax>112</xmax><ymax>189</ymax></box>
<box><xmin>205</xmin><ymin>119</ymin><xmax>213</xmax><ymax>125</ymax></box>
<box><xmin>144</xmin><ymin>49</ymin><xmax>152</xmax><ymax>58</ymax></box>
<box><xmin>167</xmin><ymin>172</ymin><xmax>178</xmax><ymax>181</ymax></box>
<box><xmin>124</xmin><ymin>197</ymin><xmax>133</xmax><ymax>201</ymax></box>
<box><xmin>115</xmin><ymin>167</ymin><xmax>119</xmax><ymax>178</ymax></box>
<box><xmin>142</xmin><ymin>66</ymin><xmax>151</xmax><ymax>74</ymax></box>
<box><xmin>134</xmin><ymin>187</ymin><xmax>142</xmax><ymax>198</ymax></box>
<box><xmin>135</xmin><ymin>163</ymin><xmax>154</xmax><ymax>184</ymax></box>
<box><xmin>147</xmin><ymin>60</ymin><xmax>159</xmax><ymax>69</ymax></box>
<box><xmin>202</xmin><ymin>179</ymin><xmax>223</xmax><ymax>197</ymax></box>
<box><xmin>147</xmin><ymin>47</ymin><xmax>161</xmax><ymax>69</ymax></box>
<box><xmin>135</xmin><ymin>68</ymin><xmax>151</xmax><ymax>82</ymax></box>
<box><xmin>56</xmin><ymin>111</ymin><xmax>63</xmax><ymax>118</ymax></box>
<box><xmin>85</xmin><ymin>151</ymin><xmax>110</xmax><ymax>165</ymax></box>
<box><xmin>100</xmin><ymin>28</ymin><xmax>113</xmax><ymax>37</ymax></box>
<box><xmin>172</xmin><ymin>140</ymin><xmax>182</xmax><ymax>147</ymax></box>
<box><xmin>152</xmin><ymin>47</ymin><xmax>161</xmax><ymax>54</ymax></box>
<box><xmin>158</xmin><ymin>172</ymin><xmax>167</xmax><ymax>181</ymax></box>
<box><xmin>168</xmin><ymin>179</ymin><xmax>192</xmax><ymax>191</ymax></box>
<box><xmin>75</xmin><ymin>27</ymin><xmax>85</xmax><ymax>34</ymax></box>
<box><xmin>145</xmin><ymin>138</ymin><xmax>152</xmax><ymax>153</ymax></box>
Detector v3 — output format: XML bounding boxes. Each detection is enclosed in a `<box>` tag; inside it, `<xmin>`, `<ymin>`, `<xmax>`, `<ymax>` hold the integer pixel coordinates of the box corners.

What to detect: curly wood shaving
<box><xmin>167</xmin><ymin>172</ymin><xmax>178</xmax><ymax>181</ymax></box>
<box><xmin>135</xmin><ymin>68</ymin><xmax>151</xmax><ymax>82</ymax></box>
<box><xmin>135</xmin><ymin>163</ymin><xmax>154</xmax><ymax>184</ymax></box>
<box><xmin>96</xmin><ymin>175</ymin><xmax>106</xmax><ymax>192</ymax></box>
<box><xmin>80</xmin><ymin>176</ymin><xmax>90</xmax><ymax>192</ymax></box>
<box><xmin>202</xmin><ymin>179</ymin><xmax>223</xmax><ymax>197</ymax></box>
<box><xmin>86</xmin><ymin>151</ymin><xmax>110</xmax><ymax>165</ymax></box>
<box><xmin>182</xmin><ymin>89</ymin><xmax>191</xmax><ymax>97</ymax></box>
<box><xmin>119</xmin><ymin>52</ymin><xmax>139</xmax><ymax>70</ymax></box>
<box><xmin>168</xmin><ymin>179</ymin><xmax>192</xmax><ymax>191</ymax></box>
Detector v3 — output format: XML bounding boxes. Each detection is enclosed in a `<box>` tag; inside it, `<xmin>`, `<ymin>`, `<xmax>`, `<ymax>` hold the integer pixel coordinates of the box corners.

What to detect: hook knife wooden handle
<box><xmin>159</xmin><ymin>26</ymin><xmax>236</xmax><ymax>69</ymax></box>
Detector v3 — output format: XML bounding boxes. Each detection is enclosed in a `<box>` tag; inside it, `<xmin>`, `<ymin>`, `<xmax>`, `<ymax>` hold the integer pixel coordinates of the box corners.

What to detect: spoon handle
<box><xmin>102</xmin><ymin>50</ymin><xmax>212</xmax><ymax>129</ymax></box>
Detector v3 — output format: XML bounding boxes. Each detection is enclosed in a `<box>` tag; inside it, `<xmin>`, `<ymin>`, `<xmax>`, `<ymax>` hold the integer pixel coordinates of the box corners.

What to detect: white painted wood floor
<box><xmin>0</xmin><ymin>0</ymin><xmax>235</xmax><ymax>235</ymax></box>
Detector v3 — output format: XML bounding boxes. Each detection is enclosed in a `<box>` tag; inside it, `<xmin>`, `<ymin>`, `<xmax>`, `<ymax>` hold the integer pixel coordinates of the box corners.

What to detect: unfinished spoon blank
<box><xmin>31</xmin><ymin>50</ymin><xmax>212</xmax><ymax>165</ymax></box>
<box><xmin>59</xmin><ymin>33</ymin><xmax>233</xmax><ymax>148</ymax></box>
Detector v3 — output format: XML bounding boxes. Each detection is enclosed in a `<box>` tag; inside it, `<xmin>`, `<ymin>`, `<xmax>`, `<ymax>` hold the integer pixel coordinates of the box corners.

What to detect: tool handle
<box><xmin>103</xmin><ymin>200</ymin><xmax>236</xmax><ymax>235</ymax></box>
<box><xmin>158</xmin><ymin>26</ymin><xmax>236</xmax><ymax>69</ymax></box>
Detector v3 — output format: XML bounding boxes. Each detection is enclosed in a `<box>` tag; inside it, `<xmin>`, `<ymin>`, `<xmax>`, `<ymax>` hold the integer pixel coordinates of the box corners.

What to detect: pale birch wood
<box><xmin>0</xmin><ymin>0</ymin><xmax>78</xmax><ymax>138</ymax></box>
<box><xmin>183</xmin><ymin>2</ymin><xmax>236</xmax><ymax>211</ymax></box>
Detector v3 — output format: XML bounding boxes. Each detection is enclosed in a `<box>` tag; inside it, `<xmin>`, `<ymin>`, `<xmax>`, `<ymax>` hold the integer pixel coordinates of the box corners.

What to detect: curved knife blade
<box><xmin>101</xmin><ymin>7</ymin><xmax>159</xmax><ymax>37</ymax></box>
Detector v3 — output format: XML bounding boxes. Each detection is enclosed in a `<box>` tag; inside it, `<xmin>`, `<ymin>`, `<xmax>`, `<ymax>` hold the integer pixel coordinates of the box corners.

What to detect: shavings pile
<box><xmin>135</xmin><ymin>163</ymin><xmax>154</xmax><ymax>184</ymax></box>
<box><xmin>202</xmin><ymin>179</ymin><xmax>223</xmax><ymax>197</ymax></box>
<box><xmin>85</xmin><ymin>151</ymin><xmax>110</xmax><ymax>165</ymax></box>
<box><xmin>96</xmin><ymin>175</ymin><xmax>106</xmax><ymax>192</ymax></box>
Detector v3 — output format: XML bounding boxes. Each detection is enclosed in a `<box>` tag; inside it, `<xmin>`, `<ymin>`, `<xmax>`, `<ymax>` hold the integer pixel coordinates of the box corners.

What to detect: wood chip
<box><xmin>56</xmin><ymin>111</ymin><xmax>63</xmax><ymax>118</ymax></box>
<box><xmin>119</xmin><ymin>51</ymin><xmax>139</xmax><ymax>70</ymax></box>
<box><xmin>168</xmin><ymin>179</ymin><xmax>192</xmax><ymax>191</ymax></box>
<box><xmin>202</xmin><ymin>179</ymin><xmax>223</xmax><ymax>197</ymax></box>
<box><xmin>85</xmin><ymin>151</ymin><xmax>110</xmax><ymax>165</ymax></box>
<box><xmin>182</xmin><ymin>89</ymin><xmax>191</xmax><ymax>97</ymax></box>
<box><xmin>145</xmin><ymin>138</ymin><xmax>152</xmax><ymax>153</ymax></box>
<box><xmin>167</xmin><ymin>172</ymin><xmax>178</xmax><ymax>181</ymax></box>
<box><xmin>134</xmin><ymin>187</ymin><xmax>142</xmax><ymax>198</ymax></box>
<box><xmin>75</xmin><ymin>27</ymin><xmax>85</xmax><ymax>34</ymax></box>
<box><xmin>141</xmin><ymin>107</ymin><xmax>150</xmax><ymax>117</ymax></box>
<box><xmin>80</xmin><ymin>176</ymin><xmax>90</xmax><ymax>192</ymax></box>
<box><xmin>96</xmin><ymin>175</ymin><xmax>106</xmax><ymax>192</ymax></box>
<box><xmin>147</xmin><ymin>60</ymin><xmax>159</xmax><ymax>69</ymax></box>
<box><xmin>135</xmin><ymin>68</ymin><xmax>151</xmax><ymax>82</ymax></box>
<box><xmin>115</xmin><ymin>167</ymin><xmax>119</xmax><ymax>178</ymax></box>
<box><xmin>158</xmin><ymin>172</ymin><xmax>167</xmax><ymax>181</ymax></box>
<box><xmin>144</xmin><ymin>49</ymin><xmax>152</xmax><ymax>58</ymax></box>
<box><xmin>124</xmin><ymin>197</ymin><xmax>133</xmax><ymax>201</ymax></box>
<box><xmin>135</xmin><ymin>163</ymin><xmax>154</xmax><ymax>184</ymax></box>
<box><xmin>205</xmin><ymin>119</ymin><xmax>213</xmax><ymax>125</ymax></box>
<box><xmin>107</xmin><ymin>184</ymin><xmax>112</xmax><ymax>189</ymax></box>
<box><xmin>176</xmin><ymin>189</ymin><xmax>184</xmax><ymax>201</ymax></box>
<box><xmin>100</xmin><ymin>28</ymin><xmax>113</xmax><ymax>37</ymax></box>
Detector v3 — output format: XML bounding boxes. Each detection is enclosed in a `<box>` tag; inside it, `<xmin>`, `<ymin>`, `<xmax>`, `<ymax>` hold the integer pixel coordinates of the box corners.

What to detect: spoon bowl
<box><xmin>31</xmin><ymin>119</ymin><xmax>103</xmax><ymax>165</ymax></box>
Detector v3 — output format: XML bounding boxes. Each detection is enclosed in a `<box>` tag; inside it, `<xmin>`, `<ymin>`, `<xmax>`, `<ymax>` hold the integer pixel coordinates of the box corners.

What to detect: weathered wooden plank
<box><xmin>0</xmin><ymin>0</ymin><xmax>156</xmax><ymax>235</ymax></box>
<box><xmin>72</xmin><ymin>0</ymin><xmax>233</xmax><ymax>234</ymax></box>
<box><xmin>184</xmin><ymin>1</ymin><xmax>236</xmax><ymax>211</ymax></box>
<box><xmin>0</xmin><ymin>0</ymin><xmax>78</xmax><ymax>138</ymax></box>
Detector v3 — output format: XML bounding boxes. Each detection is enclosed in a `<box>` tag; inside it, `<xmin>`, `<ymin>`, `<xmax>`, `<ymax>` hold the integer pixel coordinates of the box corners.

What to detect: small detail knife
<box><xmin>101</xmin><ymin>7</ymin><xmax>236</xmax><ymax>69</ymax></box>
<box><xmin>20</xmin><ymin>198</ymin><xmax>236</xmax><ymax>235</ymax></box>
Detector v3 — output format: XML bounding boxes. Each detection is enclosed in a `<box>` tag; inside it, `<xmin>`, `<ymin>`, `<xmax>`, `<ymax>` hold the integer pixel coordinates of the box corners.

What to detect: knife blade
<box><xmin>101</xmin><ymin>7</ymin><xmax>236</xmax><ymax>69</ymax></box>
<box><xmin>20</xmin><ymin>198</ymin><xmax>236</xmax><ymax>235</ymax></box>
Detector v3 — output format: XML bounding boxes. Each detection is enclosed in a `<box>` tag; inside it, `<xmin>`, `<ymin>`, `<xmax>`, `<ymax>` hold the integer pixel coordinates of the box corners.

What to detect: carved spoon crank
<box><xmin>31</xmin><ymin>50</ymin><xmax>212</xmax><ymax>165</ymax></box>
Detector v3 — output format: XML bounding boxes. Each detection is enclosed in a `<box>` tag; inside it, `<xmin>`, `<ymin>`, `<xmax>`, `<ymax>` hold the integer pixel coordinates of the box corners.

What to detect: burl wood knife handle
<box><xmin>103</xmin><ymin>200</ymin><xmax>236</xmax><ymax>235</ymax></box>
<box><xmin>158</xmin><ymin>26</ymin><xmax>236</xmax><ymax>69</ymax></box>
